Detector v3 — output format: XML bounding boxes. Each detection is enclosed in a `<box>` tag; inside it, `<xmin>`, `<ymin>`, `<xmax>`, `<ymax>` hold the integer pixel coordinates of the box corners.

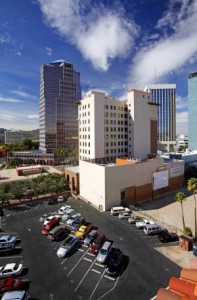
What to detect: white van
<box><xmin>110</xmin><ymin>206</ymin><xmax>130</xmax><ymax>216</ymax></box>
<box><xmin>143</xmin><ymin>224</ymin><xmax>163</xmax><ymax>236</ymax></box>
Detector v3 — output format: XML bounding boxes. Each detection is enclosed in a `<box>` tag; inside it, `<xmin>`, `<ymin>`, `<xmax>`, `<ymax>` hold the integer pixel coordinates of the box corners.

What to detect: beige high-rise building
<box><xmin>78</xmin><ymin>89</ymin><xmax>158</xmax><ymax>162</ymax></box>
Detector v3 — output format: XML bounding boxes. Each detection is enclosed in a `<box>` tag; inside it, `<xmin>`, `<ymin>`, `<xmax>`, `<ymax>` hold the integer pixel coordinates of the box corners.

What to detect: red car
<box><xmin>0</xmin><ymin>278</ymin><xmax>23</xmax><ymax>294</ymax></box>
<box><xmin>89</xmin><ymin>234</ymin><xmax>106</xmax><ymax>255</ymax></box>
<box><xmin>42</xmin><ymin>218</ymin><xmax>59</xmax><ymax>235</ymax></box>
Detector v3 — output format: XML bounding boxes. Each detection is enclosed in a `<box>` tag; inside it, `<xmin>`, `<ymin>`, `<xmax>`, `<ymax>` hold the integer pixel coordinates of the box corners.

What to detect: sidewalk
<box><xmin>134</xmin><ymin>189</ymin><xmax>196</xmax><ymax>269</ymax></box>
<box><xmin>0</xmin><ymin>165</ymin><xmax>62</xmax><ymax>182</ymax></box>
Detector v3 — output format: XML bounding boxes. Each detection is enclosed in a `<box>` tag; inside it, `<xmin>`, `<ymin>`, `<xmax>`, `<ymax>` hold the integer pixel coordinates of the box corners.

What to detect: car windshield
<box><xmin>12</xmin><ymin>278</ymin><xmax>18</xmax><ymax>286</ymax></box>
<box><xmin>13</xmin><ymin>264</ymin><xmax>19</xmax><ymax>270</ymax></box>
<box><xmin>79</xmin><ymin>227</ymin><xmax>85</xmax><ymax>233</ymax></box>
<box><xmin>100</xmin><ymin>249</ymin><xmax>107</xmax><ymax>255</ymax></box>
<box><xmin>62</xmin><ymin>237</ymin><xmax>73</xmax><ymax>247</ymax></box>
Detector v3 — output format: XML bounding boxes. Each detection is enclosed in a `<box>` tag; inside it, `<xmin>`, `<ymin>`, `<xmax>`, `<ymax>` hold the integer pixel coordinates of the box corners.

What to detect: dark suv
<box><xmin>89</xmin><ymin>234</ymin><xmax>106</xmax><ymax>255</ymax></box>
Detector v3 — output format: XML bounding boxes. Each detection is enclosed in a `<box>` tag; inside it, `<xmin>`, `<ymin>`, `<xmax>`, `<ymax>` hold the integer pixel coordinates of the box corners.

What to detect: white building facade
<box><xmin>5</xmin><ymin>130</ymin><xmax>23</xmax><ymax>144</ymax></box>
<box><xmin>78</xmin><ymin>90</ymin><xmax>158</xmax><ymax>162</ymax></box>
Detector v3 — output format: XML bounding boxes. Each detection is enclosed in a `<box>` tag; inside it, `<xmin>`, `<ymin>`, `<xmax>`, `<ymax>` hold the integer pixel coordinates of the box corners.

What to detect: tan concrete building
<box><xmin>78</xmin><ymin>89</ymin><xmax>158</xmax><ymax>162</ymax></box>
<box><xmin>79</xmin><ymin>157</ymin><xmax>184</xmax><ymax>211</ymax></box>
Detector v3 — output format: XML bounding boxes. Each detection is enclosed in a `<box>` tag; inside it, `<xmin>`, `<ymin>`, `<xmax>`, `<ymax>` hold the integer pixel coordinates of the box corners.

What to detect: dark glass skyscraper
<box><xmin>39</xmin><ymin>60</ymin><xmax>81</xmax><ymax>153</ymax></box>
<box><xmin>188</xmin><ymin>72</ymin><xmax>197</xmax><ymax>150</ymax></box>
<box><xmin>145</xmin><ymin>84</ymin><xmax>176</xmax><ymax>151</ymax></box>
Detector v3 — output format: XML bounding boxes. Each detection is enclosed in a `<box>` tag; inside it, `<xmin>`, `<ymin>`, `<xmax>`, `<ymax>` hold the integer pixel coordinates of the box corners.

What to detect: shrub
<box><xmin>183</xmin><ymin>227</ymin><xmax>193</xmax><ymax>237</ymax></box>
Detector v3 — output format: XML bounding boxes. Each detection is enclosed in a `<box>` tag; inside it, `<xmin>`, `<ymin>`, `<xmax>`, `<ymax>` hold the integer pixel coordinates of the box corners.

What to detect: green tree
<box><xmin>175</xmin><ymin>192</ymin><xmax>187</xmax><ymax>229</ymax></box>
<box><xmin>9</xmin><ymin>182</ymin><xmax>24</xmax><ymax>201</ymax></box>
<box><xmin>187</xmin><ymin>177</ymin><xmax>197</xmax><ymax>239</ymax></box>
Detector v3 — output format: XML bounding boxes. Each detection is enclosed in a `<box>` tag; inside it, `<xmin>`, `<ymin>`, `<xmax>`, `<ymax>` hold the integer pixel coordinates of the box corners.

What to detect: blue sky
<box><xmin>0</xmin><ymin>0</ymin><xmax>197</xmax><ymax>134</ymax></box>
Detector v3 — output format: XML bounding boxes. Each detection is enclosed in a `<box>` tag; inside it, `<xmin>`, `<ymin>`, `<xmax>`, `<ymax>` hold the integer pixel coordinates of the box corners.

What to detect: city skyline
<box><xmin>0</xmin><ymin>0</ymin><xmax>197</xmax><ymax>134</ymax></box>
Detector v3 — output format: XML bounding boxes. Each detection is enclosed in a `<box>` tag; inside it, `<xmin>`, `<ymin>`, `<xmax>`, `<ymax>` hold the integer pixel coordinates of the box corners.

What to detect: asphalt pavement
<box><xmin>132</xmin><ymin>188</ymin><xmax>196</xmax><ymax>269</ymax></box>
<box><xmin>1</xmin><ymin>198</ymin><xmax>181</xmax><ymax>300</ymax></box>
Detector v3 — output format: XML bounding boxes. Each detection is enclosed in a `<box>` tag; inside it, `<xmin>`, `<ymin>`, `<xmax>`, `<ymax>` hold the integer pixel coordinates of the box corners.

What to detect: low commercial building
<box><xmin>64</xmin><ymin>166</ymin><xmax>79</xmax><ymax>195</ymax></box>
<box><xmin>79</xmin><ymin>157</ymin><xmax>184</xmax><ymax>211</ymax></box>
<box><xmin>16</xmin><ymin>164</ymin><xmax>43</xmax><ymax>176</ymax></box>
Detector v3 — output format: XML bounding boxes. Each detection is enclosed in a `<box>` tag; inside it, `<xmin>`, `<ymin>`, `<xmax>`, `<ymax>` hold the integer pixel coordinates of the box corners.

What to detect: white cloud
<box><xmin>38</xmin><ymin>0</ymin><xmax>138</xmax><ymax>71</ymax></box>
<box><xmin>11</xmin><ymin>90</ymin><xmax>38</xmax><ymax>100</ymax></box>
<box><xmin>176</xmin><ymin>111</ymin><xmax>188</xmax><ymax>135</ymax></box>
<box><xmin>0</xmin><ymin>95</ymin><xmax>23</xmax><ymax>103</ymax></box>
<box><xmin>176</xmin><ymin>95</ymin><xmax>188</xmax><ymax>111</ymax></box>
<box><xmin>128</xmin><ymin>0</ymin><xmax>197</xmax><ymax>88</ymax></box>
<box><xmin>45</xmin><ymin>46</ymin><xmax>52</xmax><ymax>56</ymax></box>
<box><xmin>0</xmin><ymin>32</ymin><xmax>11</xmax><ymax>44</ymax></box>
<box><xmin>27</xmin><ymin>114</ymin><xmax>39</xmax><ymax>119</ymax></box>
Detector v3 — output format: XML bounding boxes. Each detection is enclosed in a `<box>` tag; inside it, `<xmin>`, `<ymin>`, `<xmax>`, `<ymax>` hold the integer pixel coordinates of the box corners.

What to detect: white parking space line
<box><xmin>91</xmin><ymin>269</ymin><xmax>101</xmax><ymax>274</ymax></box>
<box><xmin>61</xmin><ymin>257</ymin><xmax>68</xmax><ymax>265</ymax></box>
<box><xmin>104</xmin><ymin>275</ymin><xmax>115</xmax><ymax>281</ymax></box>
<box><xmin>84</xmin><ymin>257</ymin><xmax>93</xmax><ymax>262</ymax></box>
<box><xmin>67</xmin><ymin>247</ymin><xmax>90</xmax><ymax>277</ymax></box>
<box><xmin>87</xmin><ymin>253</ymin><xmax>95</xmax><ymax>257</ymax></box>
<box><xmin>0</xmin><ymin>255</ymin><xmax>23</xmax><ymax>260</ymax></box>
<box><xmin>35</xmin><ymin>203</ymin><xmax>41</xmax><ymax>210</ymax></box>
<box><xmin>88</xmin><ymin>269</ymin><xmax>106</xmax><ymax>300</ymax></box>
<box><xmin>83</xmin><ymin>244</ymin><xmax>88</xmax><ymax>248</ymax></box>
<box><xmin>95</xmin><ymin>263</ymin><xmax>105</xmax><ymax>268</ymax></box>
<box><xmin>51</xmin><ymin>242</ymin><xmax>56</xmax><ymax>246</ymax></box>
<box><xmin>78</xmin><ymin>248</ymin><xmax>84</xmax><ymax>252</ymax></box>
<box><xmin>75</xmin><ymin>257</ymin><xmax>97</xmax><ymax>292</ymax></box>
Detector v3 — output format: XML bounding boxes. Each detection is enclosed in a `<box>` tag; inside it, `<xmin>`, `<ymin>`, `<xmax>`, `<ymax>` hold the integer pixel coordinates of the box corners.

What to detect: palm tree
<box><xmin>187</xmin><ymin>177</ymin><xmax>197</xmax><ymax>239</ymax></box>
<box><xmin>175</xmin><ymin>192</ymin><xmax>187</xmax><ymax>229</ymax></box>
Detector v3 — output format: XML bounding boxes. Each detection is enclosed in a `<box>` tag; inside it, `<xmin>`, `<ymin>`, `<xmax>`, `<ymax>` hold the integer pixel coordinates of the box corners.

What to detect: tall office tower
<box><xmin>39</xmin><ymin>60</ymin><xmax>81</xmax><ymax>153</ymax></box>
<box><xmin>188</xmin><ymin>72</ymin><xmax>197</xmax><ymax>150</ymax></box>
<box><xmin>78</xmin><ymin>90</ymin><xmax>157</xmax><ymax>162</ymax></box>
<box><xmin>5</xmin><ymin>130</ymin><xmax>23</xmax><ymax>144</ymax></box>
<box><xmin>144</xmin><ymin>84</ymin><xmax>176</xmax><ymax>151</ymax></box>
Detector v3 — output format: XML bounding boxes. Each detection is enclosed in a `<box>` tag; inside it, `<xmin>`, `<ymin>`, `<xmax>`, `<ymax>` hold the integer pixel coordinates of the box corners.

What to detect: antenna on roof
<box><xmin>155</xmin><ymin>67</ymin><xmax>157</xmax><ymax>84</ymax></box>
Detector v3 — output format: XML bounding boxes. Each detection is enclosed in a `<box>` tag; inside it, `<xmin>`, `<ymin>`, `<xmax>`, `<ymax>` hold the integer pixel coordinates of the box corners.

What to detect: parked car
<box><xmin>47</xmin><ymin>199</ymin><xmax>58</xmax><ymax>205</ymax></box>
<box><xmin>136</xmin><ymin>219</ymin><xmax>154</xmax><ymax>229</ymax></box>
<box><xmin>0</xmin><ymin>235</ymin><xmax>17</xmax><ymax>245</ymax></box>
<box><xmin>39</xmin><ymin>213</ymin><xmax>50</xmax><ymax>223</ymax></box>
<box><xmin>0</xmin><ymin>264</ymin><xmax>23</xmax><ymax>278</ymax></box>
<box><xmin>58</xmin><ymin>205</ymin><xmax>71</xmax><ymax>216</ymax></box>
<box><xmin>0</xmin><ymin>242</ymin><xmax>15</xmax><ymax>255</ymax></box>
<box><xmin>67</xmin><ymin>213</ymin><xmax>81</xmax><ymax>226</ymax></box>
<box><xmin>105</xmin><ymin>251</ymin><xmax>124</xmax><ymax>277</ymax></box>
<box><xmin>75</xmin><ymin>222</ymin><xmax>93</xmax><ymax>238</ymax></box>
<box><xmin>61</xmin><ymin>209</ymin><xmax>76</xmax><ymax>222</ymax></box>
<box><xmin>1</xmin><ymin>290</ymin><xmax>27</xmax><ymax>300</ymax></box>
<box><xmin>0</xmin><ymin>278</ymin><xmax>23</xmax><ymax>294</ymax></box>
<box><xmin>128</xmin><ymin>215</ymin><xmax>142</xmax><ymax>224</ymax></box>
<box><xmin>47</xmin><ymin>225</ymin><xmax>68</xmax><ymax>241</ymax></box>
<box><xmin>118</xmin><ymin>212</ymin><xmax>132</xmax><ymax>220</ymax></box>
<box><xmin>57</xmin><ymin>235</ymin><xmax>79</xmax><ymax>258</ymax></box>
<box><xmin>71</xmin><ymin>217</ymin><xmax>86</xmax><ymax>231</ymax></box>
<box><xmin>43</xmin><ymin>216</ymin><xmax>56</xmax><ymax>226</ymax></box>
<box><xmin>57</xmin><ymin>195</ymin><xmax>64</xmax><ymax>203</ymax></box>
<box><xmin>42</xmin><ymin>218</ymin><xmax>59</xmax><ymax>235</ymax></box>
<box><xmin>144</xmin><ymin>224</ymin><xmax>165</xmax><ymax>236</ymax></box>
<box><xmin>111</xmin><ymin>206</ymin><xmax>130</xmax><ymax>216</ymax></box>
<box><xmin>96</xmin><ymin>241</ymin><xmax>113</xmax><ymax>264</ymax></box>
<box><xmin>158</xmin><ymin>231</ymin><xmax>179</xmax><ymax>243</ymax></box>
<box><xmin>89</xmin><ymin>234</ymin><xmax>106</xmax><ymax>255</ymax></box>
<box><xmin>83</xmin><ymin>230</ymin><xmax>98</xmax><ymax>246</ymax></box>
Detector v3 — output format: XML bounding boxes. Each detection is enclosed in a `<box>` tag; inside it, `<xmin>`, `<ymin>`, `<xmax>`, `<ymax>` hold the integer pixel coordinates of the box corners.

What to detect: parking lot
<box><xmin>0</xmin><ymin>197</ymin><xmax>181</xmax><ymax>300</ymax></box>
